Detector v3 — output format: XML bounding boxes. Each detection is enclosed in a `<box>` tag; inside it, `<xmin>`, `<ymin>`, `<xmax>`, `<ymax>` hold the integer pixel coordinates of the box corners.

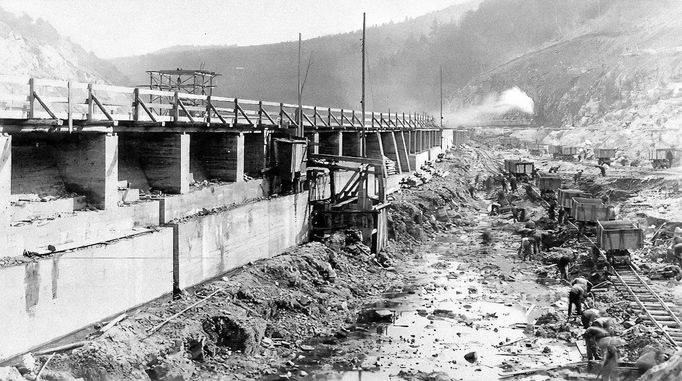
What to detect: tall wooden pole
<box><xmin>440</xmin><ymin>66</ymin><xmax>443</xmax><ymax>129</ymax></box>
<box><xmin>297</xmin><ymin>32</ymin><xmax>303</xmax><ymax>137</ymax></box>
<box><xmin>361</xmin><ymin>12</ymin><xmax>367</xmax><ymax>157</ymax></box>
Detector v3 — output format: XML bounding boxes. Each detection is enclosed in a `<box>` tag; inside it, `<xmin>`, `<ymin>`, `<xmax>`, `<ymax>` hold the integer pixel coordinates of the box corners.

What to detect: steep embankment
<box><xmin>457</xmin><ymin>0</ymin><xmax>682</xmax><ymax>156</ymax></box>
<box><xmin>0</xmin><ymin>7</ymin><xmax>126</xmax><ymax>82</ymax></box>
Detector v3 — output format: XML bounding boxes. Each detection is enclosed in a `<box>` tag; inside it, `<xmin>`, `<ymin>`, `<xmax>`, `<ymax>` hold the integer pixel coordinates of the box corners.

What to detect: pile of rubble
<box><xmin>400</xmin><ymin>162</ymin><xmax>450</xmax><ymax>188</ymax></box>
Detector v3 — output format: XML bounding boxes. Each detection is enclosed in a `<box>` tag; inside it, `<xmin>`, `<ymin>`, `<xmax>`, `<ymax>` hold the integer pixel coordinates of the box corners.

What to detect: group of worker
<box><xmin>566</xmin><ymin>275</ymin><xmax>621</xmax><ymax>379</ymax></box>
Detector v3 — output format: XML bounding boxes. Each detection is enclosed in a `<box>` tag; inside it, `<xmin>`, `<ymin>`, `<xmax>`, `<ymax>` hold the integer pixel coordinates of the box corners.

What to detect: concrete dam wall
<box><xmin>0</xmin><ymin>192</ymin><xmax>309</xmax><ymax>360</ymax></box>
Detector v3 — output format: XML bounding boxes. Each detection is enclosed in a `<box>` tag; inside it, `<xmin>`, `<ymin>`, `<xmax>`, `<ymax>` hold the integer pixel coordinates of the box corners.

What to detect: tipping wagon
<box><xmin>594</xmin><ymin>148</ymin><xmax>617</xmax><ymax>165</ymax></box>
<box><xmin>648</xmin><ymin>148</ymin><xmax>677</xmax><ymax>169</ymax></box>
<box><xmin>504</xmin><ymin>159</ymin><xmax>534</xmax><ymax>181</ymax></box>
<box><xmin>557</xmin><ymin>189</ymin><xmax>592</xmax><ymax>210</ymax></box>
<box><xmin>596</xmin><ymin>220</ymin><xmax>644</xmax><ymax>266</ymax></box>
<box><xmin>553</xmin><ymin>146</ymin><xmax>578</xmax><ymax>161</ymax></box>
<box><xmin>528</xmin><ymin>143</ymin><xmax>548</xmax><ymax>156</ymax></box>
<box><xmin>537</xmin><ymin>173</ymin><xmax>562</xmax><ymax>195</ymax></box>
<box><xmin>570</xmin><ymin>197</ymin><xmax>615</xmax><ymax>223</ymax></box>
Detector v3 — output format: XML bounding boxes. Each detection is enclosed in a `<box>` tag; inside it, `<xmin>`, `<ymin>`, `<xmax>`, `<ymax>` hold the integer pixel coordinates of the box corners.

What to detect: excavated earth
<box><xmin>5</xmin><ymin>141</ymin><xmax>682</xmax><ymax>381</ymax></box>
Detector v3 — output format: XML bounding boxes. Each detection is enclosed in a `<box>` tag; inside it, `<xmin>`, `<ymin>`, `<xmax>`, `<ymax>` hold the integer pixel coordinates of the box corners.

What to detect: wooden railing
<box><xmin>0</xmin><ymin>75</ymin><xmax>437</xmax><ymax>130</ymax></box>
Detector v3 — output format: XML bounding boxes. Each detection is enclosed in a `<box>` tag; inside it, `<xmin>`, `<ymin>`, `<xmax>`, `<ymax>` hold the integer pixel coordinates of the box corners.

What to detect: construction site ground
<box><xmin>4</xmin><ymin>141</ymin><xmax>682</xmax><ymax>381</ymax></box>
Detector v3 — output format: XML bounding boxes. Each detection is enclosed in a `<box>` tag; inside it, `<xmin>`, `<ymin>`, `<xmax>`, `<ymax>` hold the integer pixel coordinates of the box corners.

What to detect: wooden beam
<box><xmin>309</xmin><ymin>153</ymin><xmax>383</xmax><ymax>166</ymax></box>
<box><xmin>177</xmin><ymin>98</ymin><xmax>195</xmax><ymax>123</ymax></box>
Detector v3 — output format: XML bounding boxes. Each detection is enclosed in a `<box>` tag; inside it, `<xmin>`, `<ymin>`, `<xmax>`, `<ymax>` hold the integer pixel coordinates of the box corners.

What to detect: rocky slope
<box><xmin>0</xmin><ymin>7</ymin><xmax>126</xmax><ymax>83</ymax></box>
<box><xmin>457</xmin><ymin>0</ymin><xmax>682</xmax><ymax>156</ymax></box>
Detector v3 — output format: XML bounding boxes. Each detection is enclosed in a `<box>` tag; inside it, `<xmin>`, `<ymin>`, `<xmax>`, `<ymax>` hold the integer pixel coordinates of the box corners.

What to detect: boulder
<box><xmin>638</xmin><ymin>351</ymin><xmax>682</xmax><ymax>381</ymax></box>
<box><xmin>464</xmin><ymin>351</ymin><xmax>477</xmax><ymax>363</ymax></box>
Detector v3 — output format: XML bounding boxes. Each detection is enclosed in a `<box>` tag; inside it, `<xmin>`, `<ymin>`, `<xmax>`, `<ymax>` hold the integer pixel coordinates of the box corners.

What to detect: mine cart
<box><xmin>537</xmin><ymin>173</ymin><xmax>561</xmax><ymax>195</ymax></box>
<box><xmin>594</xmin><ymin>148</ymin><xmax>617</xmax><ymax>165</ymax></box>
<box><xmin>570</xmin><ymin>197</ymin><xmax>615</xmax><ymax>223</ymax></box>
<box><xmin>504</xmin><ymin>159</ymin><xmax>534</xmax><ymax>180</ymax></box>
<box><xmin>648</xmin><ymin>148</ymin><xmax>677</xmax><ymax>169</ymax></box>
<box><xmin>597</xmin><ymin>220</ymin><xmax>643</xmax><ymax>266</ymax></box>
<box><xmin>553</xmin><ymin>146</ymin><xmax>578</xmax><ymax>161</ymax></box>
<box><xmin>557</xmin><ymin>188</ymin><xmax>592</xmax><ymax>211</ymax></box>
<box><xmin>548</xmin><ymin>145</ymin><xmax>562</xmax><ymax>157</ymax></box>
<box><xmin>528</xmin><ymin>143</ymin><xmax>548</xmax><ymax>156</ymax></box>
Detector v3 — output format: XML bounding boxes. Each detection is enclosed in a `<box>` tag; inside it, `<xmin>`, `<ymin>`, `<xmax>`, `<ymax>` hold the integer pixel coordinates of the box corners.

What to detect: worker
<box><xmin>581</xmin><ymin>308</ymin><xmax>601</xmax><ymax>329</ymax></box>
<box><xmin>517</xmin><ymin>236</ymin><xmax>536</xmax><ymax>262</ymax></box>
<box><xmin>548</xmin><ymin>201</ymin><xmax>556</xmax><ymax>220</ymax></box>
<box><xmin>524</xmin><ymin>184</ymin><xmax>537</xmax><ymax>202</ymax></box>
<box><xmin>489</xmin><ymin>202</ymin><xmax>500</xmax><ymax>216</ymax></box>
<box><xmin>600</xmin><ymin>194</ymin><xmax>610</xmax><ymax>204</ymax></box>
<box><xmin>583</xmin><ymin>326</ymin><xmax>609</xmax><ymax>361</ymax></box>
<box><xmin>531</xmin><ymin>168</ymin><xmax>539</xmax><ymax>180</ymax></box>
<box><xmin>557</xmin><ymin>255</ymin><xmax>573</xmax><ymax>280</ymax></box>
<box><xmin>497</xmin><ymin>190</ymin><xmax>507</xmax><ymax>205</ymax></box>
<box><xmin>485</xmin><ymin>176</ymin><xmax>494</xmax><ymax>191</ymax></box>
<box><xmin>532</xmin><ymin>230</ymin><xmax>544</xmax><ymax>253</ymax></box>
<box><xmin>572</xmin><ymin>277</ymin><xmax>594</xmax><ymax>293</ymax></box>
<box><xmin>592</xmin><ymin>317</ymin><xmax>614</xmax><ymax>333</ymax></box>
<box><xmin>592</xmin><ymin>246</ymin><xmax>602</xmax><ymax>267</ymax></box>
<box><xmin>502</xmin><ymin>176</ymin><xmax>509</xmax><ymax>193</ymax></box>
<box><xmin>597</xmin><ymin>164</ymin><xmax>607</xmax><ymax>177</ymax></box>
<box><xmin>558</xmin><ymin>208</ymin><xmax>566</xmax><ymax>224</ymax></box>
<box><xmin>511</xmin><ymin>205</ymin><xmax>526</xmax><ymax>223</ymax></box>
<box><xmin>509</xmin><ymin>175</ymin><xmax>518</xmax><ymax>192</ymax></box>
<box><xmin>600</xmin><ymin>344</ymin><xmax>620</xmax><ymax>381</ymax></box>
<box><xmin>574</xmin><ymin>170</ymin><xmax>583</xmax><ymax>183</ymax></box>
<box><xmin>568</xmin><ymin>282</ymin><xmax>588</xmax><ymax>317</ymax></box>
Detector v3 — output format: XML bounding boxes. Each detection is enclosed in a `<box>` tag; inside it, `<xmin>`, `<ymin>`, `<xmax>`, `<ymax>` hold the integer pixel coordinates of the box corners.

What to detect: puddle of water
<box><xmin>271</xmin><ymin>223</ymin><xmax>640</xmax><ymax>381</ymax></box>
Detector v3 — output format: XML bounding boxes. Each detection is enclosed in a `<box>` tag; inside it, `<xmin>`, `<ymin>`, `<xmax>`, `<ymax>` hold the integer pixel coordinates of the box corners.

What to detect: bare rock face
<box><xmin>0</xmin><ymin>7</ymin><xmax>126</xmax><ymax>82</ymax></box>
<box><xmin>638</xmin><ymin>351</ymin><xmax>682</xmax><ymax>381</ymax></box>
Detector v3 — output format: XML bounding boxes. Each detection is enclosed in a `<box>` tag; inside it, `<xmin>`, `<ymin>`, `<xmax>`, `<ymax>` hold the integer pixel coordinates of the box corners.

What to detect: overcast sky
<box><xmin>0</xmin><ymin>0</ymin><xmax>467</xmax><ymax>58</ymax></box>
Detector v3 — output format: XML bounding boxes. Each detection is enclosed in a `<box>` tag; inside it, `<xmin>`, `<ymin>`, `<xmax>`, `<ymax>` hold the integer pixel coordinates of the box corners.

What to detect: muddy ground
<box><xmin>5</xmin><ymin>141</ymin><xmax>682</xmax><ymax>381</ymax></box>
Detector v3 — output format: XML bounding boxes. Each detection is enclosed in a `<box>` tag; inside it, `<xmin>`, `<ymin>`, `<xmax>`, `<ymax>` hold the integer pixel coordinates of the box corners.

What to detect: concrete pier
<box><xmin>0</xmin><ymin>134</ymin><xmax>10</xmax><ymax>234</ymax></box>
<box><xmin>381</xmin><ymin>132</ymin><xmax>402</xmax><ymax>172</ymax></box>
<box><xmin>395</xmin><ymin>131</ymin><xmax>411</xmax><ymax>172</ymax></box>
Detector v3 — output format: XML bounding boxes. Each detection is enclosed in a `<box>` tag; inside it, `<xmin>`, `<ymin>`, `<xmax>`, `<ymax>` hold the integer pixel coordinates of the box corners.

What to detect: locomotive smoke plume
<box><xmin>445</xmin><ymin>87</ymin><xmax>534</xmax><ymax>126</ymax></box>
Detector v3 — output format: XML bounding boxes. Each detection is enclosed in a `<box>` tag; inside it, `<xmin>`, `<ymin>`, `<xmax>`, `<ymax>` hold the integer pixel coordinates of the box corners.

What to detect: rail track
<box><xmin>610</xmin><ymin>264</ymin><xmax>682</xmax><ymax>348</ymax></box>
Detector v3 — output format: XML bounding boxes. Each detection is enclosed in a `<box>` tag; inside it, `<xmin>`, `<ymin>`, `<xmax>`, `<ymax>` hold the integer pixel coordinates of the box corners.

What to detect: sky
<box><xmin>0</xmin><ymin>0</ymin><xmax>468</xmax><ymax>58</ymax></box>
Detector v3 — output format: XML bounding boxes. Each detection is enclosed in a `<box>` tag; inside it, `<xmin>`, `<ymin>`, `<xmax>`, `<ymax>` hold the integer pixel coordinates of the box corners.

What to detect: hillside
<box><xmin>110</xmin><ymin>0</ymin><xmax>629</xmax><ymax>116</ymax></box>
<box><xmin>0</xmin><ymin>7</ymin><xmax>126</xmax><ymax>83</ymax></box>
<box><xmin>456</xmin><ymin>0</ymin><xmax>682</xmax><ymax>157</ymax></box>
<box><xmin>110</xmin><ymin>1</ymin><xmax>482</xmax><ymax>111</ymax></box>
